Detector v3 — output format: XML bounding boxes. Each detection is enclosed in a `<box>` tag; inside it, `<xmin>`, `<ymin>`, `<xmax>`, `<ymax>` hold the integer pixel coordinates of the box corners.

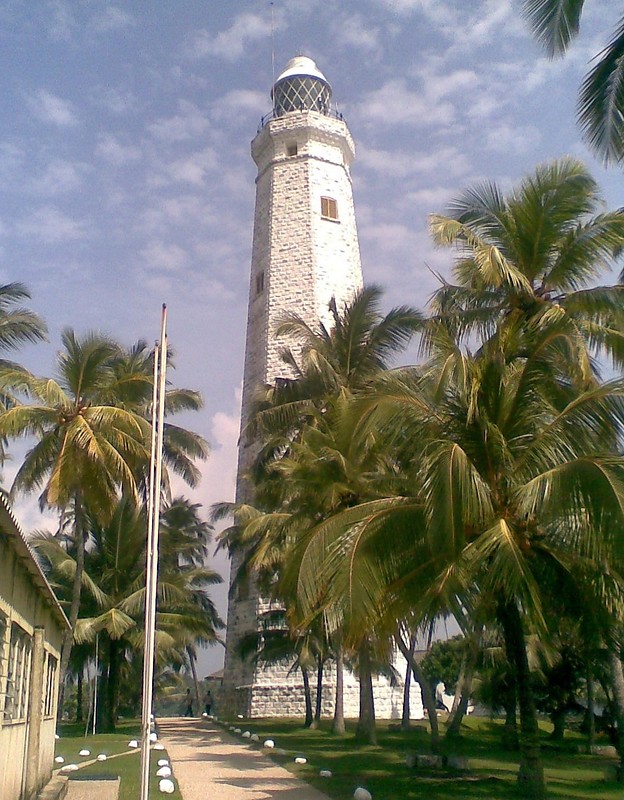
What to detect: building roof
<box><xmin>0</xmin><ymin>494</ymin><xmax>70</xmax><ymax>631</ymax></box>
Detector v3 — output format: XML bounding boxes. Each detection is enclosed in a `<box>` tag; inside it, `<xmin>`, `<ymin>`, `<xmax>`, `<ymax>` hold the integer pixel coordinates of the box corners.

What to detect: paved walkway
<box><xmin>157</xmin><ymin>717</ymin><xmax>331</xmax><ymax>800</ymax></box>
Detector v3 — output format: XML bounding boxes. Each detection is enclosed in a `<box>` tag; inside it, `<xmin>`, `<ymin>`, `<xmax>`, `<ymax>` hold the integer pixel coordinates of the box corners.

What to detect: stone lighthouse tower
<box><xmin>222</xmin><ymin>56</ymin><xmax>364</xmax><ymax>716</ymax></box>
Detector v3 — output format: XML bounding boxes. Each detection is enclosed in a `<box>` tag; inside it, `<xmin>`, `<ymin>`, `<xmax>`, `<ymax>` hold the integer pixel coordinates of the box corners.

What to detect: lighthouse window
<box><xmin>286</xmin><ymin>142</ymin><xmax>298</xmax><ymax>157</ymax></box>
<box><xmin>255</xmin><ymin>271</ymin><xmax>265</xmax><ymax>295</ymax></box>
<box><xmin>321</xmin><ymin>196</ymin><xmax>338</xmax><ymax>221</ymax></box>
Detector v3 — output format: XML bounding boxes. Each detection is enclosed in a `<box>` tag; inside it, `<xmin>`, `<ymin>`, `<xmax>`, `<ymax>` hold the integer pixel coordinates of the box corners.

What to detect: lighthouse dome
<box><xmin>272</xmin><ymin>56</ymin><xmax>332</xmax><ymax>117</ymax></box>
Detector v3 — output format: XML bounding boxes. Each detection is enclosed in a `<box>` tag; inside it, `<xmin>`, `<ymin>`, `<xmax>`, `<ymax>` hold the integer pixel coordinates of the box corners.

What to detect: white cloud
<box><xmin>27</xmin><ymin>89</ymin><xmax>78</xmax><ymax>127</ymax></box>
<box><xmin>158</xmin><ymin>148</ymin><xmax>218</xmax><ymax>187</ymax></box>
<box><xmin>340</xmin><ymin>13</ymin><xmax>381</xmax><ymax>53</ymax></box>
<box><xmin>358</xmin><ymin>145</ymin><xmax>469</xmax><ymax>178</ymax></box>
<box><xmin>148</xmin><ymin>101</ymin><xmax>210</xmax><ymax>143</ymax></box>
<box><xmin>213</xmin><ymin>89</ymin><xmax>267</xmax><ymax>121</ymax></box>
<box><xmin>17</xmin><ymin>205</ymin><xmax>86</xmax><ymax>242</ymax></box>
<box><xmin>485</xmin><ymin>122</ymin><xmax>541</xmax><ymax>154</ymax></box>
<box><xmin>29</xmin><ymin>159</ymin><xmax>87</xmax><ymax>195</ymax></box>
<box><xmin>95</xmin><ymin>134</ymin><xmax>142</xmax><ymax>166</ymax></box>
<box><xmin>90</xmin><ymin>6</ymin><xmax>135</xmax><ymax>33</ymax></box>
<box><xmin>186</xmin><ymin>13</ymin><xmax>272</xmax><ymax>61</ymax></box>
<box><xmin>141</xmin><ymin>241</ymin><xmax>189</xmax><ymax>272</ymax></box>
<box><xmin>356</xmin><ymin>78</ymin><xmax>454</xmax><ymax>127</ymax></box>
<box><xmin>46</xmin><ymin>0</ymin><xmax>76</xmax><ymax>42</ymax></box>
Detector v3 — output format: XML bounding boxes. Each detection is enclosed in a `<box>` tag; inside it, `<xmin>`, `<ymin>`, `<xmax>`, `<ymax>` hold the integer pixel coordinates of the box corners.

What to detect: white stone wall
<box><xmin>223</xmin><ymin>107</ymin><xmax>366</xmax><ymax>714</ymax></box>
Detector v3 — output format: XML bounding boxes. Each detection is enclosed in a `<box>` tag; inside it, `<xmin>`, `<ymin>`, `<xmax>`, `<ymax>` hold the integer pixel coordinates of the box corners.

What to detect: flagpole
<box><xmin>140</xmin><ymin>305</ymin><xmax>168</xmax><ymax>800</ymax></box>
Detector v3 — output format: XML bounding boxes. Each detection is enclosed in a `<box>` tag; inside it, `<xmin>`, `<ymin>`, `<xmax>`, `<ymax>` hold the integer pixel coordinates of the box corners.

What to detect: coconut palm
<box><xmin>0</xmin><ymin>330</ymin><xmax>148</xmax><ymax>685</ymax></box>
<box><xmin>0</xmin><ymin>282</ymin><xmax>47</xmax><ymax>463</ymax></box>
<box><xmin>428</xmin><ymin>159</ymin><xmax>624</xmax><ymax>374</ymax></box>
<box><xmin>294</xmin><ymin>324</ymin><xmax>624</xmax><ymax>797</ymax></box>
<box><xmin>34</xmin><ymin>494</ymin><xmax>223</xmax><ymax>730</ymax></box>
<box><xmin>520</xmin><ymin>2</ymin><xmax>624</xmax><ymax>164</ymax></box>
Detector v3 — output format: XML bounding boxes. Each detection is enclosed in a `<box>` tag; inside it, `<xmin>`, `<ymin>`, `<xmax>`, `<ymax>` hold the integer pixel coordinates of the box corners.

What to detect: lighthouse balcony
<box><xmin>257</xmin><ymin>106</ymin><xmax>345</xmax><ymax>134</ymax></box>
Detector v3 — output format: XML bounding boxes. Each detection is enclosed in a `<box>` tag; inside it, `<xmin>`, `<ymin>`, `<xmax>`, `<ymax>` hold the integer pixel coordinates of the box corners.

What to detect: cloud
<box><xmin>186</xmin><ymin>13</ymin><xmax>272</xmax><ymax>61</ymax></box>
<box><xmin>16</xmin><ymin>205</ymin><xmax>86</xmax><ymax>243</ymax></box>
<box><xmin>213</xmin><ymin>89</ymin><xmax>267</xmax><ymax>122</ymax></box>
<box><xmin>140</xmin><ymin>241</ymin><xmax>189</xmax><ymax>272</ymax></box>
<box><xmin>90</xmin><ymin>6</ymin><xmax>135</xmax><ymax>33</ymax></box>
<box><xmin>29</xmin><ymin>159</ymin><xmax>87</xmax><ymax>195</ymax></box>
<box><xmin>358</xmin><ymin>145</ymin><xmax>470</xmax><ymax>178</ymax></box>
<box><xmin>27</xmin><ymin>89</ymin><xmax>78</xmax><ymax>127</ymax></box>
<box><xmin>485</xmin><ymin>122</ymin><xmax>541</xmax><ymax>154</ymax></box>
<box><xmin>156</xmin><ymin>148</ymin><xmax>218</xmax><ymax>187</ymax></box>
<box><xmin>356</xmin><ymin>78</ymin><xmax>454</xmax><ymax>127</ymax></box>
<box><xmin>148</xmin><ymin>101</ymin><xmax>211</xmax><ymax>143</ymax></box>
<box><xmin>46</xmin><ymin>0</ymin><xmax>76</xmax><ymax>42</ymax></box>
<box><xmin>340</xmin><ymin>13</ymin><xmax>382</xmax><ymax>53</ymax></box>
<box><xmin>95</xmin><ymin>134</ymin><xmax>142</xmax><ymax>165</ymax></box>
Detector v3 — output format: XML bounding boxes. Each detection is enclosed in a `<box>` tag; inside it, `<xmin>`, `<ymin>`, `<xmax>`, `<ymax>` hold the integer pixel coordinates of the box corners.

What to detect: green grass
<box><xmin>215</xmin><ymin>716</ymin><xmax>621</xmax><ymax>800</ymax></box>
<box><xmin>55</xmin><ymin>720</ymin><xmax>182</xmax><ymax>800</ymax></box>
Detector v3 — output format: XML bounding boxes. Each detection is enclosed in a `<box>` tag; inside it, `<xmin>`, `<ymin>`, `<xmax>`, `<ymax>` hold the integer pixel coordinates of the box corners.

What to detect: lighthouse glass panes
<box><xmin>273</xmin><ymin>76</ymin><xmax>331</xmax><ymax>116</ymax></box>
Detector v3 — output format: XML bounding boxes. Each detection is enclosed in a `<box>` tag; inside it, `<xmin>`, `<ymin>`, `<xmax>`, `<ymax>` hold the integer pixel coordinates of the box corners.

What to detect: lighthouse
<box><xmin>222</xmin><ymin>56</ymin><xmax>364</xmax><ymax>715</ymax></box>
<box><xmin>222</xmin><ymin>57</ymin><xmax>422</xmax><ymax>720</ymax></box>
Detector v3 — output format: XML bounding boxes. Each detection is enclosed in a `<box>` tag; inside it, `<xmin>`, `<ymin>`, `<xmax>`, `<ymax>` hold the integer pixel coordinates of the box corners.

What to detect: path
<box><xmin>157</xmin><ymin>717</ymin><xmax>332</xmax><ymax>800</ymax></box>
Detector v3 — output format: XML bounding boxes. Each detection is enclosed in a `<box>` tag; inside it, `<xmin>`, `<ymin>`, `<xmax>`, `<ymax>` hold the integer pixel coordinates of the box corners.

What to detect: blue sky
<box><xmin>2</xmin><ymin>0</ymin><xmax>622</xmax><ymax>673</ymax></box>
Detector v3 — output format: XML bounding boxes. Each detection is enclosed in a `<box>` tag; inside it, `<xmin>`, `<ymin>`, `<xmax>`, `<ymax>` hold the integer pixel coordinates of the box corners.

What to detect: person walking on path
<box><xmin>204</xmin><ymin>690</ymin><xmax>212</xmax><ymax>715</ymax></box>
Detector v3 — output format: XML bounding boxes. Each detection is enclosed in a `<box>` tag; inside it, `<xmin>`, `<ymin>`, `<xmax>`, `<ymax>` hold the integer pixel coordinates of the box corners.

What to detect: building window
<box><xmin>286</xmin><ymin>142</ymin><xmax>298</xmax><ymax>157</ymax></box>
<box><xmin>4</xmin><ymin>624</ymin><xmax>32</xmax><ymax>722</ymax></box>
<box><xmin>321</xmin><ymin>196</ymin><xmax>338</xmax><ymax>221</ymax></box>
<box><xmin>44</xmin><ymin>653</ymin><xmax>58</xmax><ymax>717</ymax></box>
<box><xmin>255</xmin><ymin>271</ymin><xmax>265</xmax><ymax>295</ymax></box>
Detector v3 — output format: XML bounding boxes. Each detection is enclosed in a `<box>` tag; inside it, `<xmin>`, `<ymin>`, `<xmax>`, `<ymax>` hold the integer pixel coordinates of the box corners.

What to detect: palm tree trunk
<box><xmin>310</xmin><ymin>656</ymin><xmax>323</xmax><ymax>729</ymax></box>
<box><xmin>500</xmin><ymin>599</ymin><xmax>545</xmax><ymax>799</ymax></box>
<box><xmin>332</xmin><ymin>645</ymin><xmax>345</xmax><ymax>735</ymax></box>
<box><xmin>446</xmin><ymin>641</ymin><xmax>478</xmax><ymax>738</ymax></box>
<box><xmin>301</xmin><ymin>667</ymin><xmax>313</xmax><ymax>727</ymax></box>
<box><xmin>608</xmin><ymin>649</ymin><xmax>624</xmax><ymax>781</ymax></box>
<box><xmin>103</xmin><ymin>637</ymin><xmax>120</xmax><ymax>732</ymax></box>
<box><xmin>187</xmin><ymin>645</ymin><xmax>201</xmax><ymax>715</ymax></box>
<box><xmin>58</xmin><ymin>495</ymin><xmax>86</xmax><ymax>719</ymax></box>
<box><xmin>355</xmin><ymin>641</ymin><xmax>377</xmax><ymax>745</ymax></box>
<box><xmin>401</xmin><ymin>633</ymin><xmax>416</xmax><ymax>731</ymax></box>
<box><xmin>76</xmin><ymin>670</ymin><xmax>83</xmax><ymax>723</ymax></box>
<box><xmin>585</xmin><ymin>668</ymin><xmax>595</xmax><ymax>749</ymax></box>
<box><xmin>396</xmin><ymin>633</ymin><xmax>439</xmax><ymax>750</ymax></box>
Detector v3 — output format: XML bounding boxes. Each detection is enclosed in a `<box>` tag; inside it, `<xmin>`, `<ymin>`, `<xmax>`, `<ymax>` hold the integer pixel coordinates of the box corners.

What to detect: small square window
<box><xmin>255</xmin><ymin>271</ymin><xmax>265</xmax><ymax>295</ymax></box>
<box><xmin>286</xmin><ymin>142</ymin><xmax>298</xmax><ymax>157</ymax></box>
<box><xmin>321</xmin><ymin>196</ymin><xmax>338</xmax><ymax>220</ymax></box>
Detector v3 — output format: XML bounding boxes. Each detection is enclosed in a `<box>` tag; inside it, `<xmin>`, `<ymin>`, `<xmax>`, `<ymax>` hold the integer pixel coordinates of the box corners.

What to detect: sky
<box><xmin>2</xmin><ymin>0</ymin><xmax>622</xmax><ymax>676</ymax></box>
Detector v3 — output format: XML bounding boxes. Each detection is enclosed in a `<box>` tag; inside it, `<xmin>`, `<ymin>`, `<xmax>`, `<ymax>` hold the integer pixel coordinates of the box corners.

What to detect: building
<box><xmin>0</xmin><ymin>495</ymin><xmax>70</xmax><ymax>800</ymax></box>
<box><xmin>223</xmin><ymin>55</ymin><xmax>423</xmax><ymax>721</ymax></box>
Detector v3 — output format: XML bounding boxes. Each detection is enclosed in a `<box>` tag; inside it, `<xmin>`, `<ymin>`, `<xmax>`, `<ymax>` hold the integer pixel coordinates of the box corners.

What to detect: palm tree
<box><xmin>520</xmin><ymin>2</ymin><xmax>624</xmax><ymax>164</ymax></box>
<box><xmin>0</xmin><ymin>282</ymin><xmax>47</xmax><ymax>463</ymax></box>
<box><xmin>34</xmin><ymin>494</ymin><xmax>223</xmax><ymax>731</ymax></box>
<box><xmin>0</xmin><ymin>330</ymin><xmax>148</xmax><ymax>686</ymax></box>
<box><xmin>428</xmin><ymin>159</ymin><xmax>624</xmax><ymax>373</ymax></box>
<box><xmin>296</xmin><ymin>328</ymin><xmax>624</xmax><ymax>797</ymax></box>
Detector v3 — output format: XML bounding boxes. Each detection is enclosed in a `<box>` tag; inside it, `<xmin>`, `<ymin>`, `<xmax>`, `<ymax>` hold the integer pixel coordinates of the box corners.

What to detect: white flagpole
<box><xmin>140</xmin><ymin>305</ymin><xmax>168</xmax><ymax>800</ymax></box>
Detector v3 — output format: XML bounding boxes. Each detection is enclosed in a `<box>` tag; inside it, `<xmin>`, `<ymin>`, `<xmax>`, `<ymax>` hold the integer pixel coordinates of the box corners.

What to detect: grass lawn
<box><xmin>215</xmin><ymin>716</ymin><xmax>621</xmax><ymax>800</ymax></box>
<box><xmin>55</xmin><ymin>720</ymin><xmax>182</xmax><ymax>800</ymax></box>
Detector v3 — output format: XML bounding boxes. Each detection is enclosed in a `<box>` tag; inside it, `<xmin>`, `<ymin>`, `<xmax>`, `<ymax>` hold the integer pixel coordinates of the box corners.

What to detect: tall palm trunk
<box><xmin>355</xmin><ymin>641</ymin><xmax>377</xmax><ymax>745</ymax></box>
<box><xmin>310</xmin><ymin>656</ymin><xmax>323</xmax><ymax>729</ymax></box>
<box><xmin>500</xmin><ymin>599</ymin><xmax>545</xmax><ymax>799</ymax></box>
<box><xmin>332</xmin><ymin>645</ymin><xmax>345</xmax><ymax>735</ymax></box>
<box><xmin>396</xmin><ymin>633</ymin><xmax>439</xmax><ymax>750</ymax></box>
<box><xmin>608</xmin><ymin>649</ymin><xmax>624</xmax><ymax>781</ymax></box>
<box><xmin>585</xmin><ymin>668</ymin><xmax>595</xmax><ymax>749</ymax></box>
<box><xmin>102</xmin><ymin>637</ymin><xmax>120</xmax><ymax>732</ymax></box>
<box><xmin>58</xmin><ymin>495</ymin><xmax>85</xmax><ymax>719</ymax></box>
<box><xmin>187</xmin><ymin>645</ymin><xmax>201</xmax><ymax>715</ymax></box>
<box><xmin>401</xmin><ymin>633</ymin><xmax>416</xmax><ymax>731</ymax></box>
<box><xmin>76</xmin><ymin>670</ymin><xmax>83</xmax><ymax>723</ymax></box>
<box><xmin>446</xmin><ymin>635</ymin><xmax>479</xmax><ymax>738</ymax></box>
<box><xmin>301</xmin><ymin>667</ymin><xmax>313</xmax><ymax>727</ymax></box>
